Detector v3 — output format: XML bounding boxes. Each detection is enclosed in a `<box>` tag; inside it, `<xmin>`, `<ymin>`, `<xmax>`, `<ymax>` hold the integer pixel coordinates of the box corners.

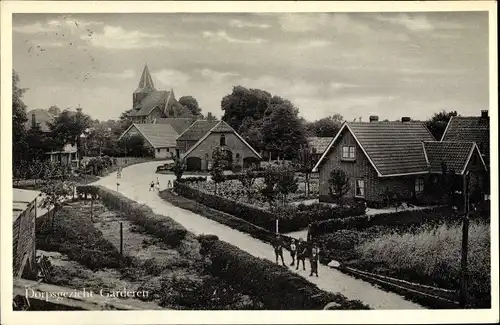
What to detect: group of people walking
<box><xmin>149</xmin><ymin>178</ymin><xmax>173</xmax><ymax>191</ymax></box>
<box><xmin>273</xmin><ymin>234</ymin><xmax>320</xmax><ymax>277</ymax></box>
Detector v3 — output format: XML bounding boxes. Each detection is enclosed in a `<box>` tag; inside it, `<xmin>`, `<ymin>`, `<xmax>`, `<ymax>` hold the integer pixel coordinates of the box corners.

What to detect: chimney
<box><xmin>31</xmin><ymin>113</ymin><xmax>36</xmax><ymax>128</ymax></box>
<box><xmin>401</xmin><ymin>117</ymin><xmax>411</xmax><ymax>122</ymax></box>
<box><xmin>481</xmin><ymin>110</ymin><xmax>488</xmax><ymax>118</ymax></box>
<box><xmin>369</xmin><ymin>115</ymin><xmax>379</xmax><ymax>123</ymax></box>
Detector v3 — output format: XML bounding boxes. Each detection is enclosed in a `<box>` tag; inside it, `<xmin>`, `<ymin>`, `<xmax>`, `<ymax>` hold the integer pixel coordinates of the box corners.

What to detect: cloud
<box><xmin>13</xmin><ymin>22</ymin><xmax>54</xmax><ymax>34</ymax></box>
<box><xmin>298</xmin><ymin>39</ymin><xmax>332</xmax><ymax>48</ymax></box>
<box><xmin>375</xmin><ymin>14</ymin><xmax>465</xmax><ymax>31</ymax></box>
<box><xmin>154</xmin><ymin>69</ymin><xmax>191</xmax><ymax>88</ymax></box>
<box><xmin>81</xmin><ymin>25</ymin><xmax>170</xmax><ymax>49</ymax></box>
<box><xmin>13</xmin><ymin>15</ymin><xmax>103</xmax><ymax>34</ymax></box>
<box><xmin>96</xmin><ymin>69</ymin><xmax>135</xmax><ymax>79</ymax></box>
<box><xmin>229</xmin><ymin>19</ymin><xmax>271</xmax><ymax>29</ymax></box>
<box><xmin>202</xmin><ymin>30</ymin><xmax>267</xmax><ymax>44</ymax></box>
<box><xmin>279</xmin><ymin>13</ymin><xmax>330</xmax><ymax>32</ymax></box>
<box><xmin>31</xmin><ymin>41</ymin><xmax>65</xmax><ymax>48</ymax></box>
<box><xmin>198</xmin><ymin>69</ymin><xmax>238</xmax><ymax>83</ymax></box>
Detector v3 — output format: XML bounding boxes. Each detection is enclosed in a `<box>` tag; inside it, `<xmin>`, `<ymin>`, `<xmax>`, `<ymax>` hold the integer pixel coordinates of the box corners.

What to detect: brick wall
<box><xmin>13</xmin><ymin>199</ymin><xmax>37</xmax><ymax>278</ymax></box>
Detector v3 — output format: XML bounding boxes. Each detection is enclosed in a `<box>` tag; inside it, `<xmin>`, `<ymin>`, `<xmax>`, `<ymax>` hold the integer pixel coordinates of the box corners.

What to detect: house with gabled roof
<box><xmin>127</xmin><ymin>65</ymin><xmax>193</xmax><ymax>124</ymax></box>
<box><xmin>179</xmin><ymin>120</ymin><xmax>262</xmax><ymax>171</ymax></box>
<box><xmin>312</xmin><ymin>116</ymin><xmax>488</xmax><ymax>206</ymax></box>
<box><xmin>119</xmin><ymin>123</ymin><xmax>179</xmax><ymax>159</ymax></box>
<box><xmin>153</xmin><ymin>117</ymin><xmax>194</xmax><ymax>134</ymax></box>
<box><xmin>307</xmin><ymin>136</ymin><xmax>334</xmax><ymax>164</ymax></box>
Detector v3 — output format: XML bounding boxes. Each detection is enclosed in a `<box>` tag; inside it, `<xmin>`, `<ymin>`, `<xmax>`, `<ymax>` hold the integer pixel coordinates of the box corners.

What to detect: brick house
<box><xmin>179</xmin><ymin>120</ymin><xmax>262</xmax><ymax>171</ymax></box>
<box><xmin>13</xmin><ymin>188</ymin><xmax>40</xmax><ymax>279</ymax></box>
<box><xmin>127</xmin><ymin>65</ymin><xmax>196</xmax><ymax>124</ymax></box>
<box><xmin>119</xmin><ymin>123</ymin><xmax>179</xmax><ymax>159</ymax></box>
<box><xmin>312</xmin><ymin>117</ymin><xmax>488</xmax><ymax>207</ymax></box>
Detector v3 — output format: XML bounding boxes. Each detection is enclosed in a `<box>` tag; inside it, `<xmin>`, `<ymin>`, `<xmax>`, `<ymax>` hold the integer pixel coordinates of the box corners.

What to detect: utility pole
<box><xmin>459</xmin><ymin>171</ymin><xmax>470</xmax><ymax>308</ymax></box>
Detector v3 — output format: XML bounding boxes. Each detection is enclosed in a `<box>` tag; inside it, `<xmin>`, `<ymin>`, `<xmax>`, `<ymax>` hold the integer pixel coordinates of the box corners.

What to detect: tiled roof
<box><xmin>154</xmin><ymin>118</ymin><xmax>193</xmax><ymax>134</ymax></box>
<box><xmin>210</xmin><ymin>120</ymin><xmax>234</xmax><ymax>133</ymax></box>
<box><xmin>132</xmin><ymin>123</ymin><xmax>179</xmax><ymax>148</ymax></box>
<box><xmin>128</xmin><ymin>91</ymin><xmax>169</xmax><ymax>117</ymax></box>
<box><xmin>423</xmin><ymin>141</ymin><xmax>476</xmax><ymax>174</ymax></box>
<box><xmin>441</xmin><ymin>116</ymin><xmax>489</xmax><ymax>163</ymax></box>
<box><xmin>307</xmin><ymin>137</ymin><xmax>333</xmax><ymax>154</ymax></box>
<box><xmin>346</xmin><ymin>121</ymin><xmax>435</xmax><ymax>176</ymax></box>
<box><xmin>25</xmin><ymin>109</ymin><xmax>54</xmax><ymax>132</ymax></box>
<box><xmin>176</xmin><ymin>120</ymin><xmax>219</xmax><ymax>142</ymax></box>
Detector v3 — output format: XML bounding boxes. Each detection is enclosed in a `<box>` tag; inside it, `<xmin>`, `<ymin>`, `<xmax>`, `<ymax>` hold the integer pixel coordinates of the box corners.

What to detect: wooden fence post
<box><xmin>119</xmin><ymin>222</ymin><xmax>123</xmax><ymax>256</ymax></box>
<box><xmin>459</xmin><ymin>172</ymin><xmax>470</xmax><ymax>308</ymax></box>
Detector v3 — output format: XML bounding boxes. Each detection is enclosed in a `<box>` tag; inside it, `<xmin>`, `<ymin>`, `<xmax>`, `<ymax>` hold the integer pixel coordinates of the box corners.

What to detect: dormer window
<box><xmin>220</xmin><ymin>134</ymin><xmax>226</xmax><ymax>146</ymax></box>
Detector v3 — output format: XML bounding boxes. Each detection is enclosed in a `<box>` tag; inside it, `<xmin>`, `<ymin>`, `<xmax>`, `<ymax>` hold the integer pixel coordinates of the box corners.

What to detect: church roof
<box><xmin>134</xmin><ymin>64</ymin><xmax>157</xmax><ymax>94</ymax></box>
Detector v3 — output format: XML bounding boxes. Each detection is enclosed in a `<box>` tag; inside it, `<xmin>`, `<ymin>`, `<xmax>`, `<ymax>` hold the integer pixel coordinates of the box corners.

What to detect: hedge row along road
<box><xmin>95</xmin><ymin>160</ymin><xmax>424</xmax><ymax>310</ymax></box>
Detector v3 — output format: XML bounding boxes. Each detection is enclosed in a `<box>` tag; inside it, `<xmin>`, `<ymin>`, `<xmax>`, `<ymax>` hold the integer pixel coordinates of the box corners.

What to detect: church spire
<box><xmin>134</xmin><ymin>64</ymin><xmax>156</xmax><ymax>94</ymax></box>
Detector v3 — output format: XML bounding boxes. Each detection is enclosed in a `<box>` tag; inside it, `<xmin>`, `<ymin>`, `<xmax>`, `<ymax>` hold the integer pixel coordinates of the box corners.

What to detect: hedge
<box><xmin>197</xmin><ymin>235</ymin><xmax>370</xmax><ymax>310</ymax></box>
<box><xmin>82</xmin><ymin>185</ymin><xmax>188</xmax><ymax>247</ymax></box>
<box><xmin>174</xmin><ymin>181</ymin><xmax>365</xmax><ymax>233</ymax></box>
<box><xmin>177</xmin><ymin>176</ymin><xmax>207</xmax><ymax>183</ymax></box>
<box><xmin>310</xmin><ymin>206</ymin><xmax>460</xmax><ymax>236</ymax></box>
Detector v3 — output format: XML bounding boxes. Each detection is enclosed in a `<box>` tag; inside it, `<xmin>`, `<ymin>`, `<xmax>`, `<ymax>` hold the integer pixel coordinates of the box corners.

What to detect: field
<box><xmin>315</xmin><ymin>219</ymin><xmax>491</xmax><ymax>308</ymax></box>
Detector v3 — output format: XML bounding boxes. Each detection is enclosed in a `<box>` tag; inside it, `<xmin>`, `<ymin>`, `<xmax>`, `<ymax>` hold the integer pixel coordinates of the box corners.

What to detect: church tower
<box><xmin>133</xmin><ymin>64</ymin><xmax>157</xmax><ymax>108</ymax></box>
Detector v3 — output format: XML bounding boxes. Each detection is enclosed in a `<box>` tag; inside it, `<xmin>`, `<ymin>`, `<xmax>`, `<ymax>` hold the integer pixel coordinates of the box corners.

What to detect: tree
<box><xmin>206</xmin><ymin>112</ymin><xmax>217</xmax><ymax>122</ymax></box>
<box><xmin>295</xmin><ymin>144</ymin><xmax>314</xmax><ymax>198</ymax></box>
<box><xmin>119</xmin><ymin>134</ymin><xmax>148</xmax><ymax>157</ymax></box>
<box><xmin>171</xmin><ymin>152</ymin><xmax>186</xmax><ymax>181</ymax></box>
<box><xmin>259</xmin><ymin>165</ymin><xmax>280</xmax><ymax>208</ymax></box>
<box><xmin>40</xmin><ymin>180</ymin><xmax>74</xmax><ymax>232</ymax></box>
<box><xmin>328</xmin><ymin>169</ymin><xmax>350</xmax><ymax>207</ymax></box>
<box><xmin>48</xmin><ymin>108</ymin><xmax>92</xmax><ymax>153</ymax></box>
<box><xmin>179</xmin><ymin>96</ymin><xmax>201</xmax><ymax>116</ymax></box>
<box><xmin>306</xmin><ymin>114</ymin><xmax>343</xmax><ymax>137</ymax></box>
<box><xmin>210</xmin><ymin>147</ymin><xmax>226</xmax><ymax>195</ymax></box>
<box><xmin>25</xmin><ymin>124</ymin><xmax>52</xmax><ymax>161</ymax></box>
<box><xmin>12</xmin><ymin>70</ymin><xmax>28</xmax><ymax>163</ymax></box>
<box><xmin>238</xmin><ymin>166</ymin><xmax>257</xmax><ymax>202</ymax></box>
<box><xmin>277</xmin><ymin>165</ymin><xmax>299</xmax><ymax>205</ymax></box>
<box><xmin>119</xmin><ymin>110</ymin><xmax>133</xmax><ymax>132</ymax></box>
<box><xmin>425</xmin><ymin>110</ymin><xmax>459</xmax><ymax>141</ymax></box>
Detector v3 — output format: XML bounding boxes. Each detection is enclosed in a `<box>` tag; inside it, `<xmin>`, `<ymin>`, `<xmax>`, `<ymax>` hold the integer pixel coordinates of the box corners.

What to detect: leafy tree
<box><xmin>119</xmin><ymin>109</ymin><xmax>133</xmax><ymax>132</ymax></box>
<box><xmin>328</xmin><ymin>169</ymin><xmax>350</xmax><ymax>207</ymax></box>
<box><xmin>26</xmin><ymin>123</ymin><xmax>51</xmax><ymax>161</ymax></box>
<box><xmin>295</xmin><ymin>144</ymin><xmax>314</xmax><ymax>198</ymax></box>
<box><xmin>306</xmin><ymin>114</ymin><xmax>343</xmax><ymax>137</ymax></box>
<box><xmin>47</xmin><ymin>105</ymin><xmax>61</xmax><ymax>116</ymax></box>
<box><xmin>206</xmin><ymin>112</ymin><xmax>217</xmax><ymax>122</ymax></box>
<box><xmin>12</xmin><ymin>70</ymin><xmax>28</xmax><ymax>163</ymax></box>
<box><xmin>48</xmin><ymin>108</ymin><xmax>92</xmax><ymax>156</ymax></box>
<box><xmin>276</xmin><ymin>165</ymin><xmax>299</xmax><ymax>205</ymax></box>
<box><xmin>221</xmin><ymin>86</ymin><xmax>271</xmax><ymax>131</ymax></box>
<box><xmin>259</xmin><ymin>165</ymin><xmax>280</xmax><ymax>208</ymax></box>
<box><xmin>179</xmin><ymin>96</ymin><xmax>201</xmax><ymax>116</ymax></box>
<box><xmin>119</xmin><ymin>134</ymin><xmax>148</xmax><ymax>157</ymax></box>
<box><xmin>40</xmin><ymin>180</ymin><xmax>74</xmax><ymax>232</ymax></box>
<box><xmin>238</xmin><ymin>167</ymin><xmax>257</xmax><ymax>202</ymax></box>
<box><xmin>171</xmin><ymin>152</ymin><xmax>186</xmax><ymax>181</ymax></box>
<box><xmin>425</xmin><ymin>110</ymin><xmax>459</xmax><ymax>141</ymax></box>
<box><xmin>210</xmin><ymin>147</ymin><xmax>226</xmax><ymax>195</ymax></box>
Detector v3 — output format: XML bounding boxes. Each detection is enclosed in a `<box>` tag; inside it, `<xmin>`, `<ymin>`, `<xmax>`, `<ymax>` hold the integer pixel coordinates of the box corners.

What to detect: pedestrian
<box><xmin>306</xmin><ymin>223</ymin><xmax>313</xmax><ymax>242</ymax></box>
<box><xmin>310</xmin><ymin>244</ymin><xmax>319</xmax><ymax>277</ymax></box>
<box><xmin>167</xmin><ymin>179</ymin><xmax>172</xmax><ymax>189</ymax></box>
<box><xmin>273</xmin><ymin>234</ymin><xmax>286</xmax><ymax>266</ymax></box>
<box><xmin>149</xmin><ymin>180</ymin><xmax>155</xmax><ymax>191</ymax></box>
<box><xmin>289</xmin><ymin>238</ymin><xmax>297</xmax><ymax>266</ymax></box>
<box><xmin>295</xmin><ymin>238</ymin><xmax>307</xmax><ymax>271</ymax></box>
<box><xmin>155</xmin><ymin>178</ymin><xmax>160</xmax><ymax>191</ymax></box>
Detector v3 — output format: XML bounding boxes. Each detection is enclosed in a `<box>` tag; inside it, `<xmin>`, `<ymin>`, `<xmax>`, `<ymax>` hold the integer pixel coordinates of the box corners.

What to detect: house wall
<box><xmin>176</xmin><ymin>140</ymin><xmax>198</xmax><ymax>155</ymax></box>
<box><xmin>184</xmin><ymin>132</ymin><xmax>260</xmax><ymax>171</ymax></box>
<box><xmin>13</xmin><ymin>199</ymin><xmax>37</xmax><ymax>278</ymax></box>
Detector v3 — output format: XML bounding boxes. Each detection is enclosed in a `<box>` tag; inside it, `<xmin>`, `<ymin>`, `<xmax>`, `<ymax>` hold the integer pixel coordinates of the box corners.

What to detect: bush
<box><xmin>177</xmin><ymin>176</ymin><xmax>207</xmax><ymax>183</ymax></box>
<box><xmin>94</xmin><ymin>185</ymin><xmax>188</xmax><ymax>247</ymax></box>
<box><xmin>174</xmin><ymin>181</ymin><xmax>365</xmax><ymax>232</ymax></box>
<box><xmin>310</xmin><ymin>206</ymin><xmax>461</xmax><ymax>236</ymax></box>
<box><xmin>198</xmin><ymin>236</ymin><xmax>369</xmax><ymax>310</ymax></box>
<box><xmin>357</xmin><ymin>220</ymin><xmax>490</xmax><ymax>308</ymax></box>
<box><xmin>76</xmin><ymin>185</ymin><xmax>99</xmax><ymax>200</ymax></box>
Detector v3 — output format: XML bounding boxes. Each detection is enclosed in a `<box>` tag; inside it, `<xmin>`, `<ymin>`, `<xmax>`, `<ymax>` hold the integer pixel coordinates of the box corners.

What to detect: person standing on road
<box><xmin>295</xmin><ymin>238</ymin><xmax>307</xmax><ymax>271</ymax></box>
<box><xmin>273</xmin><ymin>234</ymin><xmax>286</xmax><ymax>266</ymax></box>
<box><xmin>155</xmin><ymin>178</ymin><xmax>160</xmax><ymax>191</ymax></box>
<box><xmin>149</xmin><ymin>180</ymin><xmax>155</xmax><ymax>191</ymax></box>
<box><xmin>310</xmin><ymin>244</ymin><xmax>319</xmax><ymax>277</ymax></box>
<box><xmin>167</xmin><ymin>179</ymin><xmax>172</xmax><ymax>189</ymax></box>
<box><xmin>289</xmin><ymin>238</ymin><xmax>297</xmax><ymax>266</ymax></box>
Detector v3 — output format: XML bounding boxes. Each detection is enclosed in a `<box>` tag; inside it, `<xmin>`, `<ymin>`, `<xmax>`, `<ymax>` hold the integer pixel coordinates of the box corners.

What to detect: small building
<box><xmin>180</xmin><ymin>120</ymin><xmax>262</xmax><ymax>171</ymax></box>
<box><xmin>307</xmin><ymin>136</ymin><xmax>334</xmax><ymax>164</ymax></box>
<box><xmin>45</xmin><ymin>143</ymin><xmax>79</xmax><ymax>169</ymax></box>
<box><xmin>312</xmin><ymin>116</ymin><xmax>488</xmax><ymax>206</ymax></box>
<box><xmin>119</xmin><ymin>123</ymin><xmax>178</xmax><ymax>159</ymax></box>
<box><xmin>13</xmin><ymin>188</ymin><xmax>41</xmax><ymax>279</ymax></box>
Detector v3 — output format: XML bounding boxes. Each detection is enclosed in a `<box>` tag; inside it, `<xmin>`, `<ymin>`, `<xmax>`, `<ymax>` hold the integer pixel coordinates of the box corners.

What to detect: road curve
<box><xmin>96</xmin><ymin>160</ymin><xmax>425</xmax><ymax>310</ymax></box>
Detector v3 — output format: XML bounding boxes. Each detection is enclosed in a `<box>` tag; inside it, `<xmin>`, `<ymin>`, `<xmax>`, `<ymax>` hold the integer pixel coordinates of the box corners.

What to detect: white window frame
<box><xmin>342</xmin><ymin>146</ymin><xmax>356</xmax><ymax>160</ymax></box>
<box><xmin>415</xmin><ymin>178</ymin><xmax>424</xmax><ymax>194</ymax></box>
<box><xmin>355</xmin><ymin>179</ymin><xmax>365</xmax><ymax>198</ymax></box>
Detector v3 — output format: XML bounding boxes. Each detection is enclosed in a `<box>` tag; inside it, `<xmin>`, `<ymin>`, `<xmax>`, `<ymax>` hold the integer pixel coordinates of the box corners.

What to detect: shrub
<box><xmin>198</xmin><ymin>237</ymin><xmax>369</xmax><ymax>310</ymax></box>
<box><xmin>177</xmin><ymin>176</ymin><xmax>207</xmax><ymax>183</ymax></box>
<box><xmin>94</xmin><ymin>185</ymin><xmax>188</xmax><ymax>247</ymax></box>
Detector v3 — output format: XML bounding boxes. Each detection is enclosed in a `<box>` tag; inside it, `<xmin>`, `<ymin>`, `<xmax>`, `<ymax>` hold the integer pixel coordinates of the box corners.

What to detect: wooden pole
<box><xmin>119</xmin><ymin>222</ymin><xmax>123</xmax><ymax>256</ymax></box>
<box><xmin>459</xmin><ymin>172</ymin><xmax>470</xmax><ymax>308</ymax></box>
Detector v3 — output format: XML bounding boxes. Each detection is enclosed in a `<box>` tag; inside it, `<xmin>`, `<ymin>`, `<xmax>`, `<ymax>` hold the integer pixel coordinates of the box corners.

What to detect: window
<box><xmin>220</xmin><ymin>134</ymin><xmax>226</xmax><ymax>146</ymax></box>
<box><xmin>166</xmin><ymin>148</ymin><xmax>170</xmax><ymax>152</ymax></box>
<box><xmin>157</xmin><ymin>148</ymin><xmax>161</xmax><ymax>153</ymax></box>
<box><xmin>355</xmin><ymin>179</ymin><xmax>365</xmax><ymax>197</ymax></box>
<box><xmin>415</xmin><ymin>178</ymin><xmax>424</xmax><ymax>194</ymax></box>
<box><xmin>342</xmin><ymin>146</ymin><xmax>355</xmax><ymax>160</ymax></box>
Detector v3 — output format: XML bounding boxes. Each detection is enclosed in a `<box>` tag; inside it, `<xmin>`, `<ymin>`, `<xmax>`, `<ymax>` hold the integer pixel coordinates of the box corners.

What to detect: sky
<box><xmin>12</xmin><ymin>12</ymin><xmax>489</xmax><ymax>122</ymax></box>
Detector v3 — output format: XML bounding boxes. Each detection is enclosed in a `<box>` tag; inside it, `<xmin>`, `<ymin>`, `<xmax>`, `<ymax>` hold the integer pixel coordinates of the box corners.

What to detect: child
<box><xmin>310</xmin><ymin>244</ymin><xmax>319</xmax><ymax>277</ymax></box>
<box><xmin>155</xmin><ymin>178</ymin><xmax>160</xmax><ymax>191</ymax></box>
<box><xmin>289</xmin><ymin>239</ymin><xmax>297</xmax><ymax>266</ymax></box>
<box><xmin>273</xmin><ymin>234</ymin><xmax>286</xmax><ymax>266</ymax></box>
<box><xmin>295</xmin><ymin>238</ymin><xmax>307</xmax><ymax>271</ymax></box>
<box><xmin>149</xmin><ymin>180</ymin><xmax>155</xmax><ymax>191</ymax></box>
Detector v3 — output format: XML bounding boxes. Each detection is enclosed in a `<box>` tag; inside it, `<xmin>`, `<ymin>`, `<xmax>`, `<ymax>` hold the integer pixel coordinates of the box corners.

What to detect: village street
<box><xmin>95</xmin><ymin>160</ymin><xmax>424</xmax><ymax>310</ymax></box>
